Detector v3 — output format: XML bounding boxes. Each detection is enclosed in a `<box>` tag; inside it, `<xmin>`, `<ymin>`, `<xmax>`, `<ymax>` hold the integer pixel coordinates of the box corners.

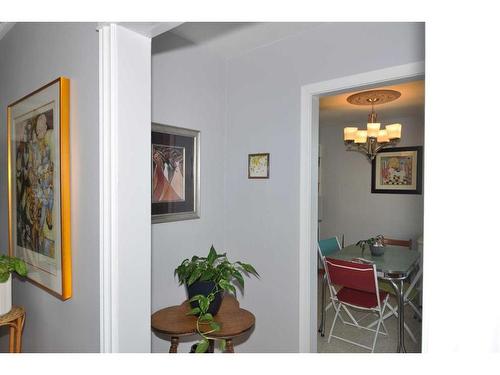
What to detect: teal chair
<box><xmin>318</xmin><ymin>235</ymin><xmax>343</xmax><ymax>336</ymax></box>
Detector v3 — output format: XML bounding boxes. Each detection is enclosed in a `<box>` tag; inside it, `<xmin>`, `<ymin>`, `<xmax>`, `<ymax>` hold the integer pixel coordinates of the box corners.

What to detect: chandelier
<box><xmin>343</xmin><ymin>89</ymin><xmax>402</xmax><ymax>160</ymax></box>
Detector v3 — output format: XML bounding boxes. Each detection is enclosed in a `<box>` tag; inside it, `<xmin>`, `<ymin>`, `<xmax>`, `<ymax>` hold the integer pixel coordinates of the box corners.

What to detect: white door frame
<box><xmin>298</xmin><ymin>61</ymin><xmax>425</xmax><ymax>352</ymax></box>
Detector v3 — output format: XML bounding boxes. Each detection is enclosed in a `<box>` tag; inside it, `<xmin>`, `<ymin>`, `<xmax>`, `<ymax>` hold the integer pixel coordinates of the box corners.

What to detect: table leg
<box><xmin>169</xmin><ymin>337</ymin><xmax>179</xmax><ymax>353</ymax></box>
<box><xmin>208</xmin><ymin>339</ymin><xmax>215</xmax><ymax>353</ymax></box>
<box><xmin>390</xmin><ymin>279</ymin><xmax>407</xmax><ymax>353</ymax></box>
<box><xmin>225</xmin><ymin>339</ymin><xmax>234</xmax><ymax>353</ymax></box>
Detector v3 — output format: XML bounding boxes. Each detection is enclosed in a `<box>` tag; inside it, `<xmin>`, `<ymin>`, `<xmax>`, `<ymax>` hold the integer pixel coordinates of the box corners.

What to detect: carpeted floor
<box><xmin>317</xmin><ymin>285</ymin><xmax>422</xmax><ymax>353</ymax></box>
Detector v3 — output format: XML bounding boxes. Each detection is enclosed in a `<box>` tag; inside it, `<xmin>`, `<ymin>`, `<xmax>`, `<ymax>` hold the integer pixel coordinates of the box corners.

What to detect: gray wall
<box><xmin>0</xmin><ymin>23</ymin><xmax>99</xmax><ymax>352</ymax></box>
<box><xmin>223</xmin><ymin>22</ymin><xmax>424</xmax><ymax>352</ymax></box>
<box><xmin>151</xmin><ymin>33</ymin><xmax>227</xmax><ymax>353</ymax></box>
<box><xmin>319</xmin><ymin>115</ymin><xmax>424</xmax><ymax>246</ymax></box>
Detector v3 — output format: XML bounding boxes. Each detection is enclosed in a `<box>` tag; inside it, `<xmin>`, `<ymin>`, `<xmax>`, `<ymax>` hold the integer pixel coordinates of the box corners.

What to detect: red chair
<box><xmin>324</xmin><ymin>257</ymin><xmax>389</xmax><ymax>352</ymax></box>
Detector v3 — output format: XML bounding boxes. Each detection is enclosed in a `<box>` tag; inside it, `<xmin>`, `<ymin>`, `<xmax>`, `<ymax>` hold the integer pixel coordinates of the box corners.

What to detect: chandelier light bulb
<box><xmin>377</xmin><ymin>129</ymin><xmax>389</xmax><ymax>143</ymax></box>
<box><xmin>344</xmin><ymin>127</ymin><xmax>358</xmax><ymax>141</ymax></box>
<box><xmin>386</xmin><ymin>123</ymin><xmax>402</xmax><ymax>139</ymax></box>
<box><xmin>367</xmin><ymin>123</ymin><xmax>381</xmax><ymax>138</ymax></box>
<box><xmin>354</xmin><ymin>130</ymin><xmax>367</xmax><ymax>144</ymax></box>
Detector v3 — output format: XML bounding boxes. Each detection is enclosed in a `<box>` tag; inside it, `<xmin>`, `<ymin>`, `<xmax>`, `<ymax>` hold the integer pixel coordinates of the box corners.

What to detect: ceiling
<box><xmin>166</xmin><ymin>22</ymin><xmax>322</xmax><ymax>59</ymax></box>
<box><xmin>0</xmin><ymin>22</ymin><xmax>15</xmax><ymax>40</ymax></box>
<box><xmin>320</xmin><ymin>80</ymin><xmax>425</xmax><ymax>126</ymax></box>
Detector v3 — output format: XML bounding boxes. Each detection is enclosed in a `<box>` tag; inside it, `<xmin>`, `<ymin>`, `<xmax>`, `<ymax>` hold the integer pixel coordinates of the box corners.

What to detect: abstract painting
<box><xmin>8</xmin><ymin>77</ymin><xmax>72</xmax><ymax>299</ymax></box>
<box><xmin>152</xmin><ymin>123</ymin><xmax>199</xmax><ymax>223</ymax></box>
<box><xmin>371</xmin><ymin>146</ymin><xmax>423</xmax><ymax>194</ymax></box>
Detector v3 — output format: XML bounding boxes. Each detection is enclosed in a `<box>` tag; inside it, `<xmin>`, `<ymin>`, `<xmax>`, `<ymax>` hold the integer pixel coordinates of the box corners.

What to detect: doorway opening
<box><xmin>298</xmin><ymin>62</ymin><xmax>425</xmax><ymax>353</ymax></box>
<box><xmin>316</xmin><ymin>79</ymin><xmax>424</xmax><ymax>352</ymax></box>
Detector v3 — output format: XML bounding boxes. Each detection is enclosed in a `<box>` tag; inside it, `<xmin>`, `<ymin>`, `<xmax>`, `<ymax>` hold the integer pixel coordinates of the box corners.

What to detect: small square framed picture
<box><xmin>248</xmin><ymin>153</ymin><xmax>270</xmax><ymax>179</ymax></box>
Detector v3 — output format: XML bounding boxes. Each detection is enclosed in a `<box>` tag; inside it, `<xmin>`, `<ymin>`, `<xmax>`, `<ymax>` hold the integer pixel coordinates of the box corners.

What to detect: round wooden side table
<box><xmin>0</xmin><ymin>306</ymin><xmax>26</xmax><ymax>353</ymax></box>
<box><xmin>152</xmin><ymin>295</ymin><xmax>255</xmax><ymax>353</ymax></box>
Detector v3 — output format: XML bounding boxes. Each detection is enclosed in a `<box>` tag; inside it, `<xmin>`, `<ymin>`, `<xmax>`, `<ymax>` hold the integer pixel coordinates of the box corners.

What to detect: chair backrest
<box><xmin>383</xmin><ymin>237</ymin><xmax>412</xmax><ymax>250</ymax></box>
<box><xmin>324</xmin><ymin>257</ymin><xmax>378</xmax><ymax>295</ymax></box>
<box><xmin>318</xmin><ymin>236</ymin><xmax>342</xmax><ymax>258</ymax></box>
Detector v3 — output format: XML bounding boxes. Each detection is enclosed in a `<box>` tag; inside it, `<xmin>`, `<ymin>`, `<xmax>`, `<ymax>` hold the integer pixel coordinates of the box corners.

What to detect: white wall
<box><xmin>224</xmin><ymin>22</ymin><xmax>424</xmax><ymax>352</ymax></box>
<box><xmin>319</xmin><ymin>114</ymin><xmax>424</xmax><ymax>246</ymax></box>
<box><xmin>150</xmin><ymin>32</ymin><xmax>227</xmax><ymax>353</ymax></box>
<box><xmin>0</xmin><ymin>23</ymin><xmax>99</xmax><ymax>352</ymax></box>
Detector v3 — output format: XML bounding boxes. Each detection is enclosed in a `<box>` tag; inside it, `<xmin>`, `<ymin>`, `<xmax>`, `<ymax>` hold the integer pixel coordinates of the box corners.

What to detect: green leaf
<box><xmin>207</xmin><ymin>245</ymin><xmax>217</xmax><ymax>265</ymax></box>
<box><xmin>233</xmin><ymin>270</ymin><xmax>244</xmax><ymax>288</ymax></box>
<box><xmin>186</xmin><ymin>307</ymin><xmax>200</xmax><ymax>316</ymax></box>
<box><xmin>200</xmin><ymin>313</ymin><xmax>213</xmax><ymax>322</ymax></box>
<box><xmin>14</xmin><ymin>259</ymin><xmax>27</xmax><ymax>277</ymax></box>
<box><xmin>239</xmin><ymin>262</ymin><xmax>259</xmax><ymax>277</ymax></box>
<box><xmin>209</xmin><ymin>321</ymin><xmax>221</xmax><ymax>331</ymax></box>
<box><xmin>0</xmin><ymin>271</ymin><xmax>9</xmax><ymax>283</ymax></box>
<box><xmin>219</xmin><ymin>339</ymin><xmax>226</xmax><ymax>352</ymax></box>
<box><xmin>198</xmin><ymin>295</ymin><xmax>210</xmax><ymax>313</ymax></box>
<box><xmin>199</xmin><ymin>269</ymin><xmax>215</xmax><ymax>281</ymax></box>
<box><xmin>189</xmin><ymin>294</ymin><xmax>203</xmax><ymax>303</ymax></box>
<box><xmin>187</xmin><ymin>268</ymin><xmax>202</xmax><ymax>286</ymax></box>
<box><xmin>195</xmin><ymin>339</ymin><xmax>209</xmax><ymax>353</ymax></box>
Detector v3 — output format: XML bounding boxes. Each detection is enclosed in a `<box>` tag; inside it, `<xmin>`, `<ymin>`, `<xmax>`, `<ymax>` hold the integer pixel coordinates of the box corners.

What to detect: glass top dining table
<box><xmin>331</xmin><ymin>244</ymin><xmax>420</xmax><ymax>279</ymax></box>
<box><xmin>328</xmin><ymin>244</ymin><xmax>421</xmax><ymax>353</ymax></box>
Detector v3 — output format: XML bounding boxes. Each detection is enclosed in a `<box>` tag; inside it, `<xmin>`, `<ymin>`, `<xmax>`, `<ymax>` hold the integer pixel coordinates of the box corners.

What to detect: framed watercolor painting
<box><xmin>371</xmin><ymin>146</ymin><xmax>423</xmax><ymax>194</ymax></box>
<box><xmin>248</xmin><ymin>153</ymin><xmax>270</xmax><ymax>179</ymax></box>
<box><xmin>7</xmin><ymin>77</ymin><xmax>72</xmax><ymax>300</ymax></box>
<box><xmin>152</xmin><ymin>123</ymin><xmax>200</xmax><ymax>223</ymax></box>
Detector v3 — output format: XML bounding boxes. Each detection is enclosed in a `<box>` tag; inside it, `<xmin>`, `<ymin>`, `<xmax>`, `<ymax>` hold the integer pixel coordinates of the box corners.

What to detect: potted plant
<box><xmin>0</xmin><ymin>255</ymin><xmax>28</xmax><ymax>316</ymax></box>
<box><xmin>174</xmin><ymin>245</ymin><xmax>259</xmax><ymax>353</ymax></box>
<box><xmin>356</xmin><ymin>235</ymin><xmax>386</xmax><ymax>256</ymax></box>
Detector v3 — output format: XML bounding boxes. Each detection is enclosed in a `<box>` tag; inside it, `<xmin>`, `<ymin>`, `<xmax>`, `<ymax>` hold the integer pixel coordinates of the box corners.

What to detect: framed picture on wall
<box><xmin>7</xmin><ymin>77</ymin><xmax>72</xmax><ymax>300</ymax></box>
<box><xmin>248</xmin><ymin>153</ymin><xmax>270</xmax><ymax>179</ymax></box>
<box><xmin>151</xmin><ymin>123</ymin><xmax>200</xmax><ymax>223</ymax></box>
<box><xmin>371</xmin><ymin>146</ymin><xmax>423</xmax><ymax>194</ymax></box>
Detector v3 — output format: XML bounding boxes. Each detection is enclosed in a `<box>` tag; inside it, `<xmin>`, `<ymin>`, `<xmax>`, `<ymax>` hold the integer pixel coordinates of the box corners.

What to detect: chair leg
<box><xmin>408</xmin><ymin>300</ymin><xmax>422</xmax><ymax>320</ymax></box>
<box><xmin>371</xmin><ymin>298</ymin><xmax>388</xmax><ymax>353</ymax></box>
<box><xmin>328</xmin><ymin>302</ymin><xmax>341</xmax><ymax>344</ymax></box>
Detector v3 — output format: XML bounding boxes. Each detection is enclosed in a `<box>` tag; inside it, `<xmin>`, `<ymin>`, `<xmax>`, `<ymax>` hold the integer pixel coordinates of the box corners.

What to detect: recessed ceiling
<box><xmin>320</xmin><ymin>80</ymin><xmax>425</xmax><ymax>126</ymax></box>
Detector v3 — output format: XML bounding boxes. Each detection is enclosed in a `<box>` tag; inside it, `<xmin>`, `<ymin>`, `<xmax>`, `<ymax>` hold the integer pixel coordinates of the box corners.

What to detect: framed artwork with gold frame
<box><xmin>7</xmin><ymin>77</ymin><xmax>72</xmax><ymax>300</ymax></box>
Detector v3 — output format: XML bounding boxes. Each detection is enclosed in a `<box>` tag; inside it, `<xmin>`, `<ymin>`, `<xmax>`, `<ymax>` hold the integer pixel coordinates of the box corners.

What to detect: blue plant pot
<box><xmin>187</xmin><ymin>280</ymin><xmax>223</xmax><ymax>316</ymax></box>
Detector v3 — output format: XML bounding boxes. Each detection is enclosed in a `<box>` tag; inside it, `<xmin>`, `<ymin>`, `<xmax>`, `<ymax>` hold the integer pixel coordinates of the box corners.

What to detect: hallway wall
<box><xmin>0</xmin><ymin>23</ymin><xmax>100</xmax><ymax>352</ymax></box>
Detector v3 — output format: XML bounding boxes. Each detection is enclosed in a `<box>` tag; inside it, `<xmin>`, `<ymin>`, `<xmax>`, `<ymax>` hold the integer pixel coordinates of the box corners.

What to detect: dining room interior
<box><xmin>316</xmin><ymin>79</ymin><xmax>424</xmax><ymax>352</ymax></box>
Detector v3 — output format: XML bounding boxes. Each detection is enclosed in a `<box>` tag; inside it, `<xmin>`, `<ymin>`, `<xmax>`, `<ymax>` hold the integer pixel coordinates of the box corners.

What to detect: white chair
<box><xmin>323</xmin><ymin>257</ymin><xmax>389</xmax><ymax>352</ymax></box>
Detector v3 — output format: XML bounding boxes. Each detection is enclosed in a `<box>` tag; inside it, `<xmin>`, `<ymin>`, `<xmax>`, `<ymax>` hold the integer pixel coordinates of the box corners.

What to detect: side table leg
<box><xmin>16</xmin><ymin>315</ymin><xmax>25</xmax><ymax>353</ymax></box>
<box><xmin>169</xmin><ymin>337</ymin><xmax>179</xmax><ymax>353</ymax></box>
<box><xmin>9</xmin><ymin>326</ymin><xmax>15</xmax><ymax>353</ymax></box>
<box><xmin>225</xmin><ymin>339</ymin><xmax>234</xmax><ymax>353</ymax></box>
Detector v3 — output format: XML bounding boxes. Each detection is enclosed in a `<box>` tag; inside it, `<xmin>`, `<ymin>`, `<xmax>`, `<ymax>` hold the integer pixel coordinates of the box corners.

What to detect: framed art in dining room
<box><xmin>248</xmin><ymin>153</ymin><xmax>270</xmax><ymax>179</ymax></box>
<box><xmin>371</xmin><ymin>146</ymin><xmax>423</xmax><ymax>194</ymax></box>
<box><xmin>7</xmin><ymin>77</ymin><xmax>72</xmax><ymax>300</ymax></box>
<box><xmin>152</xmin><ymin>123</ymin><xmax>200</xmax><ymax>223</ymax></box>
